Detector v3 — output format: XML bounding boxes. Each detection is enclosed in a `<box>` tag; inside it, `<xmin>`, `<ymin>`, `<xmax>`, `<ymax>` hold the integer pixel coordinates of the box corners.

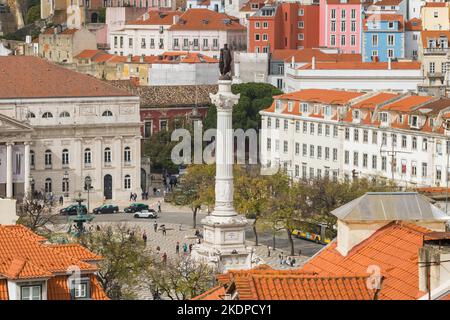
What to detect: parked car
<box><xmin>93</xmin><ymin>204</ymin><xmax>119</xmax><ymax>214</ymax></box>
<box><xmin>60</xmin><ymin>204</ymin><xmax>87</xmax><ymax>215</ymax></box>
<box><xmin>133</xmin><ymin>209</ymin><xmax>158</xmax><ymax>219</ymax></box>
<box><xmin>124</xmin><ymin>203</ymin><xmax>149</xmax><ymax>213</ymax></box>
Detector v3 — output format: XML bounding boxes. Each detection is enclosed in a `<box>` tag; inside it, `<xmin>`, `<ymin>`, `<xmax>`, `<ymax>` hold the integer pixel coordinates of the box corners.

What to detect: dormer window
<box><xmin>353</xmin><ymin>110</ymin><xmax>360</xmax><ymax>120</ymax></box>
<box><xmin>275</xmin><ymin>100</ymin><xmax>282</xmax><ymax>112</ymax></box>
<box><xmin>410</xmin><ymin>115</ymin><xmax>419</xmax><ymax>128</ymax></box>
<box><xmin>324</xmin><ymin>105</ymin><xmax>332</xmax><ymax>116</ymax></box>
<box><xmin>21</xmin><ymin>285</ymin><xmax>42</xmax><ymax>300</ymax></box>
<box><xmin>430</xmin><ymin>118</ymin><xmax>435</xmax><ymax>127</ymax></box>
<box><xmin>379</xmin><ymin>112</ymin><xmax>388</xmax><ymax>123</ymax></box>
<box><xmin>301</xmin><ymin>103</ymin><xmax>308</xmax><ymax>113</ymax></box>
<box><xmin>288</xmin><ymin>101</ymin><xmax>293</xmax><ymax>112</ymax></box>
<box><xmin>388</xmin><ymin>22</ymin><xmax>394</xmax><ymax>29</ymax></box>
<box><xmin>398</xmin><ymin>114</ymin><xmax>403</xmax><ymax>123</ymax></box>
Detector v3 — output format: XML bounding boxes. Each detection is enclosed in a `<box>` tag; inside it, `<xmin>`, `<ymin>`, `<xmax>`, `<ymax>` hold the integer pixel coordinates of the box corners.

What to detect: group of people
<box><xmin>175</xmin><ymin>241</ymin><xmax>194</xmax><ymax>255</ymax></box>
<box><xmin>129</xmin><ymin>192</ymin><xmax>139</xmax><ymax>202</ymax></box>
<box><xmin>278</xmin><ymin>253</ymin><xmax>297</xmax><ymax>267</ymax></box>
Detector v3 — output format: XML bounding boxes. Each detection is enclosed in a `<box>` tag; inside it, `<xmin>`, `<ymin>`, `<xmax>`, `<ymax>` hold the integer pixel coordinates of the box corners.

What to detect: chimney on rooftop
<box><xmin>312</xmin><ymin>56</ymin><xmax>316</xmax><ymax>70</ymax></box>
<box><xmin>173</xmin><ymin>15</ymin><xmax>180</xmax><ymax>25</ymax></box>
<box><xmin>419</xmin><ymin>235</ymin><xmax>450</xmax><ymax>297</ymax></box>
<box><xmin>388</xmin><ymin>57</ymin><xmax>392</xmax><ymax>70</ymax></box>
<box><xmin>291</xmin><ymin>55</ymin><xmax>295</xmax><ymax>68</ymax></box>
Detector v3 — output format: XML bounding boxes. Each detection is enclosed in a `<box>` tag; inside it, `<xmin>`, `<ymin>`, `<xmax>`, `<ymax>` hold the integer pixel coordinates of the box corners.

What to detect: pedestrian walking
<box><xmin>291</xmin><ymin>257</ymin><xmax>296</xmax><ymax>267</ymax></box>
<box><xmin>189</xmin><ymin>244</ymin><xmax>193</xmax><ymax>253</ymax></box>
<box><xmin>267</xmin><ymin>245</ymin><xmax>271</xmax><ymax>257</ymax></box>
<box><xmin>156</xmin><ymin>246</ymin><xmax>160</xmax><ymax>252</ymax></box>
<box><xmin>59</xmin><ymin>195</ymin><xmax>64</xmax><ymax>206</ymax></box>
<box><xmin>153</xmin><ymin>220</ymin><xmax>158</xmax><ymax>232</ymax></box>
<box><xmin>162</xmin><ymin>225</ymin><xmax>166</xmax><ymax>236</ymax></box>
<box><xmin>287</xmin><ymin>256</ymin><xmax>292</xmax><ymax>266</ymax></box>
<box><xmin>176</xmin><ymin>242</ymin><xmax>180</xmax><ymax>254</ymax></box>
<box><xmin>162</xmin><ymin>252</ymin><xmax>167</xmax><ymax>265</ymax></box>
<box><xmin>183</xmin><ymin>243</ymin><xmax>188</xmax><ymax>254</ymax></box>
<box><xmin>157</xmin><ymin>200</ymin><xmax>161</xmax><ymax>213</ymax></box>
<box><xmin>278</xmin><ymin>253</ymin><xmax>283</xmax><ymax>265</ymax></box>
<box><xmin>129</xmin><ymin>192</ymin><xmax>133</xmax><ymax>202</ymax></box>
<box><xmin>142</xmin><ymin>232</ymin><xmax>147</xmax><ymax>244</ymax></box>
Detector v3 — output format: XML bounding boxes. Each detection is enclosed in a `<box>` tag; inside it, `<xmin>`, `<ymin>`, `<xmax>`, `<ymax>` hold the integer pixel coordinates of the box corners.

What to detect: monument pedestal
<box><xmin>191</xmin><ymin>79</ymin><xmax>253</xmax><ymax>272</ymax></box>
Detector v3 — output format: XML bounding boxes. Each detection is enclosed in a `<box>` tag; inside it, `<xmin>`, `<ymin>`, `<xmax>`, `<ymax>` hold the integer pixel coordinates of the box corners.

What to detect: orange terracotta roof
<box><xmin>421</xmin><ymin>30</ymin><xmax>450</xmax><ymax>48</ymax></box>
<box><xmin>50</xmin><ymin>244</ymin><xmax>102</xmax><ymax>262</ymax></box>
<box><xmin>46</xmin><ymin>275</ymin><xmax>109</xmax><ymax>300</ymax></box>
<box><xmin>405</xmin><ymin>18</ymin><xmax>422</xmax><ymax>31</ymax></box>
<box><xmin>299</xmin><ymin>61</ymin><xmax>421</xmax><ymax>70</ymax></box>
<box><xmin>273</xmin><ymin>89</ymin><xmax>365</xmax><ymax>106</ymax></box>
<box><xmin>0</xmin><ymin>225</ymin><xmax>97</xmax><ymax>280</ymax></box>
<box><xmin>74</xmin><ymin>49</ymin><xmax>104</xmax><ymax>59</ymax></box>
<box><xmin>199</xmin><ymin>267</ymin><xmax>378</xmax><ymax>300</ymax></box>
<box><xmin>192</xmin><ymin>285</ymin><xmax>227</xmax><ymax>300</ymax></box>
<box><xmin>351</xmin><ymin>92</ymin><xmax>400</xmax><ymax>110</ymax></box>
<box><xmin>169</xmin><ymin>9</ymin><xmax>246</xmax><ymax>31</ymax></box>
<box><xmin>301</xmin><ymin>222</ymin><xmax>430</xmax><ymax>300</ymax></box>
<box><xmin>240</xmin><ymin>0</ymin><xmax>266</xmax><ymax>12</ymax></box>
<box><xmin>371</xmin><ymin>0</ymin><xmax>403</xmax><ymax>5</ymax></box>
<box><xmin>425</xmin><ymin>2</ymin><xmax>446</xmax><ymax>7</ymax></box>
<box><xmin>127</xmin><ymin>10</ymin><xmax>180</xmax><ymax>25</ymax></box>
<box><xmin>380</xmin><ymin>95</ymin><xmax>434</xmax><ymax>112</ymax></box>
<box><xmin>326</xmin><ymin>0</ymin><xmax>368</xmax><ymax>4</ymax></box>
<box><xmin>0</xmin><ymin>56</ymin><xmax>133</xmax><ymax>99</ymax></box>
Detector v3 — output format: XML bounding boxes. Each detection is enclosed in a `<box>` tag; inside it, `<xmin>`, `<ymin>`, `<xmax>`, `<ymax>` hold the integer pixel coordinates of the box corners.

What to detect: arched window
<box><xmin>45</xmin><ymin>178</ymin><xmax>52</xmax><ymax>193</ymax></box>
<box><xmin>44</xmin><ymin>149</ymin><xmax>52</xmax><ymax>167</ymax></box>
<box><xmin>27</xmin><ymin>112</ymin><xmax>36</xmax><ymax>118</ymax></box>
<box><xmin>60</xmin><ymin>111</ymin><xmax>70</xmax><ymax>118</ymax></box>
<box><xmin>84</xmin><ymin>148</ymin><xmax>92</xmax><ymax>165</ymax></box>
<box><xmin>124</xmin><ymin>146</ymin><xmax>131</xmax><ymax>163</ymax></box>
<box><xmin>62</xmin><ymin>149</ymin><xmax>69</xmax><ymax>166</ymax></box>
<box><xmin>104</xmin><ymin>147</ymin><xmax>112</xmax><ymax>163</ymax></box>
<box><xmin>42</xmin><ymin>112</ymin><xmax>53</xmax><ymax>118</ymax></box>
<box><xmin>30</xmin><ymin>150</ymin><xmax>35</xmax><ymax>168</ymax></box>
<box><xmin>124</xmin><ymin>174</ymin><xmax>131</xmax><ymax>189</ymax></box>
<box><xmin>102</xmin><ymin>110</ymin><xmax>113</xmax><ymax>117</ymax></box>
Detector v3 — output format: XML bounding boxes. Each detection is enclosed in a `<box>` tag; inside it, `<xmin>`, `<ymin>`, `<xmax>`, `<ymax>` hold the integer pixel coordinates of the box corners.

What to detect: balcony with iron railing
<box><xmin>424</xmin><ymin>47</ymin><xmax>450</xmax><ymax>55</ymax></box>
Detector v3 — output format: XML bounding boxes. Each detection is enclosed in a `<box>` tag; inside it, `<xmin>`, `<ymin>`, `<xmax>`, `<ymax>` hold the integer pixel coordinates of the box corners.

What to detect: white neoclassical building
<box><xmin>0</xmin><ymin>56</ymin><xmax>142</xmax><ymax>201</ymax></box>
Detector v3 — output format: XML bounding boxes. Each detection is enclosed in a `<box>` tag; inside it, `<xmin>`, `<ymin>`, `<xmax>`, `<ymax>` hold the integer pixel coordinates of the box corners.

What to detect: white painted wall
<box><xmin>148</xmin><ymin>62</ymin><xmax>219</xmax><ymax>85</ymax></box>
<box><xmin>0</xmin><ymin>199</ymin><xmax>17</xmax><ymax>224</ymax></box>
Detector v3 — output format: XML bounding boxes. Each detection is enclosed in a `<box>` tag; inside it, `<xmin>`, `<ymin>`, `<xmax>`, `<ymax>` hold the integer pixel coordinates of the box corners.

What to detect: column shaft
<box><xmin>6</xmin><ymin>143</ymin><xmax>13</xmax><ymax>198</ymax></box>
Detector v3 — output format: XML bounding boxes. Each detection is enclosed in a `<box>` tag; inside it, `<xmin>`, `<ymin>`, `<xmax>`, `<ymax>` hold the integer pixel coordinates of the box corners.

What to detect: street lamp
<box><xmin>85</xmin><ymin>176</ymin><xmax>92</xmax><ymax>214</ymax></box>
<box><xmin>63</xmin><ymin>171</ymin><xmax>69</xmax><ymax>198</ymax></box>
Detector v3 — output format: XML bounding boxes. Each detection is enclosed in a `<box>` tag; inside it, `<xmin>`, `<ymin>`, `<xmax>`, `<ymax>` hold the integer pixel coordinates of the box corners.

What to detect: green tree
<box><xmin>234</xmin><ymin>165</ymin><xmax>271</xmax><ymax>246</ymax></box>
<box><xmin>168</xmin><ymin>164</ymin><xmax>215</xmax><ymax>228</ymax></box>
<box><xmin>26</xmin><ymin>5</ymin><xmax>41</xmax><ymax>25</ymax></box>
<box><xmin>79</xmin><ymin>224</ymin><xmax>152</xmax><ymax>300</ymax></box>
<box><xmin>144</xmin><ymin>130</ymin><xmax>179</xmax><ymax>173</ymax></box>
<box><xmin>204</xmin><ymin>82</ymin><xmax>282</xmax><ymax>131</ymax></box>
<box><xmin>145</xmin><ymin>255</ymin><xmax>215</xmax><ymax>300</ymax></box>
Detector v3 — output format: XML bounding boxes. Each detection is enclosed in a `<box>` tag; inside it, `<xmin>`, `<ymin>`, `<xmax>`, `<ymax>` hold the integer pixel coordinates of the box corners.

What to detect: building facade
<box><xmin>247</xmin><ymin>3</ymin><xmax>320</xmax><ymax>54</ymax></box>
<box><xmin>362</xmin><ymin>13</ymin><xmax>405</xmax><ymax>62</ymax></box>
<box><xmin>260</xmin><ymin>88</ymin><xmax>450</xmax><ymax>188</ymax></box>
<box><xmin>0</xmin><ymin>56</ymin><xmax>142</xmax><ymax>201</ymax></box>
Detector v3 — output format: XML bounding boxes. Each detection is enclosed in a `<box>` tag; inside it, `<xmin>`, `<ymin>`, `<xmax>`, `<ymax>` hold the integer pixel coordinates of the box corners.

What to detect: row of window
<box><xmin>267</xmin><ymin>118</ymin><xmax>339</xmax><ymax>137</ymax></box>
<box><xmin>267</xmin><ymin>139</ymin><xmax>339</xmax><ymax>161</ymax></box>
<box><xmin>31</xmin><ymin>147</ymin><xmax>132</xmax><ymax>168</ymax></box>
<box><xmin>27</xmin><ymin>110</ymin><xmax>113</xmax><ymax>119</ymax></box>
<box><xmin>330</xmin><ymin>19</ymin><xmax>357</xmax><ymax>33</ymax></box>
<box><xmin>330</xmin><ymin>8</ymin><xmax>357</xmax><ymax>20</ymax></box>
<box><xmin>370</xmin><ymin>34</ymin><xmax>397</xmax><ymax>47</ymax></box>
<box><xmin>42</xmin><ymin>174</ymin><xmax>133</xmax><ymax>193</ymax></box>
<box><xmin>330</xmin><ymin>34</ymin><xmax>357</xmax><ymax>47</ymax></box>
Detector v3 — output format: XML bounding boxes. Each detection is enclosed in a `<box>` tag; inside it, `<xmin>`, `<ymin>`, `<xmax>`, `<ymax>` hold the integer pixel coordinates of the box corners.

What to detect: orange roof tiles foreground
<box><xmin>351</xmin><ymin>92</ymin><xmax>400</xmax><ymax>110</ymax></box>
<box><xmin>0</xmin><ymin>225</ymin><xmax>108</xmax><ymax>300</ymax></box>
<box><xmin>301</xmin><ymin>222</ymin><xmax>429</xmax><ymax>300</ymax></box>
<box><xmin>0</xmin><ymin>56</ymin><xmax>133</xmax><ymax>99</ymax></box>
<box><xmin>274</xmin><ymin>89</ymin><xmax>365</xmax><ymax>105</ymax></box>
<box><xmin>380</xmin><ymin>95</ymin><xmax>435</xmax><ymax>112</ymax></box>
<box><xmin>169</xmin><ymin>9</ymin><xmax>246</xmax><ymax>31</ymax></box>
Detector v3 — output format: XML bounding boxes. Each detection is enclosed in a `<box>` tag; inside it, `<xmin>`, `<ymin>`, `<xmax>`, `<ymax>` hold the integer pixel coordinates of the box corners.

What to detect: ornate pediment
<box><xmin>0</xmin><ymin>114</ymin><xmax>33</xmax><ymax>135</ymax></box>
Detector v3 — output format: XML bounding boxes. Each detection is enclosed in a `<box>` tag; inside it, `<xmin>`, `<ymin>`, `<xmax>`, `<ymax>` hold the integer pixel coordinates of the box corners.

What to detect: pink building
<box><xmin>319</xmin><ymin>0</ymin><xmax>370</xmax><ymax>54</ymax></box>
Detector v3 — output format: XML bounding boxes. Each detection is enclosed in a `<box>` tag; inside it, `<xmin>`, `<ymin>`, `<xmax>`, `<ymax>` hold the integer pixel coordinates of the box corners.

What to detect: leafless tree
<box><xmin>16</xmin><ymin>195</ymin><xmax>59</xmax><ymax>235</ymax></box>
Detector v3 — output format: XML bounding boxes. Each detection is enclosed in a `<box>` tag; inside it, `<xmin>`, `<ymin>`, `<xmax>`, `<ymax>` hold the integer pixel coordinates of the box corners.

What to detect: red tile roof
<box><xmin>192</xmin><ymin>285</ymin><xmax>227</xmax><ymax>300</ymax></box>
<box><xmin>371</xmin><ymin>0</ymin><xmax>403</xmax><ymax>5</ymax></box>
<box><xmin>272</xmin><ymin>89</ymin><xmax>365</xmax><ymax>106</ymax></box>
<box><xmin>405</xmin><ymin>18</ymin><xmax>422</xmax><ymax>31</ymax></box>
<box><xmin>197</xmin><ymin>267</ymin><xmax>379</xmax><ymax>300</ymax></box>
<box><xmin>380</xmin><ymin>95</ymin><xmax>434</xmax><ymax>112</ymax></box>
<box><xmin>127</xmin><ymin>10</ymin><xmax>180</xmax><ymax>25</ymax></box>
<box><xmin>298</xmin><ymin>61</ymin><xmax>421</xmax><ymax>70</ymax></box>
<box><xmin>351</xmin><ymin>92</ymin><xmax>400</xmax><ymax>110</ymax></box>
<box><xmin>0</xmin><ymin>56</ymin><xmax>134</xmax><ymax>99</ymax></box>
<box><xmin>47</xmin><ymin>275</ymin><xmax>108</xmax><ymax>300</ymax></box>
<box><xmin>301</xmin><ymin>222</ymin><xmax>430</xmax><ymax>300</ymax></box>
<box><xmin>169</xmin><ymin>9</ymin><xmax>246</xmax><ymax>31</ymax></box>
<box><xmin>51</xmin><ymin>244</ymin><xmax>102</xmax><ymax>262</ymax></box>
<box><xmin>425</xmin><ymin>2</ymin><xmax>447</xmax><ymax>7</ymax></box>
<box><xmin>421</xmin><ymin>31</ymin><xmax>450</xmax><ymax>48</ymax></box>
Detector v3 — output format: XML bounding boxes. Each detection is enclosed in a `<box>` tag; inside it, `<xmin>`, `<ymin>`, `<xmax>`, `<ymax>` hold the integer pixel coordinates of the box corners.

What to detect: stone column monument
<box><xmin>191</xmin><ymin>44</ymin><xmax>253</xmax><ymax>272</ymax></box>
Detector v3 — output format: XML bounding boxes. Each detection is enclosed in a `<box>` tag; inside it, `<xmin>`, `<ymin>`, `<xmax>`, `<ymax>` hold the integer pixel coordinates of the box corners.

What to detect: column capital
<box><xmin>6</xmin><ymin>141</ymin><xmax>14</xmax><ymax>147</ymax></box>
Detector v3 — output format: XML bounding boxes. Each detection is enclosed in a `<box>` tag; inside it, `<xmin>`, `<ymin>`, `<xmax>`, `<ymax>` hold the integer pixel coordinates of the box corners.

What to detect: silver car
<box><xmin>133</xmin><ymin>209</ymin><xmax>158</xmax><ymax>219</ymax></box>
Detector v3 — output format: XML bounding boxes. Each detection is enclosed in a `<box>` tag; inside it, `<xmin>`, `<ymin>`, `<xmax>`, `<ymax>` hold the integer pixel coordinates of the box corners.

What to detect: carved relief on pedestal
<box><xmin>120</xmin><ymin>106</ymin><xmax>135</xmax><ymax>115</ymax></box>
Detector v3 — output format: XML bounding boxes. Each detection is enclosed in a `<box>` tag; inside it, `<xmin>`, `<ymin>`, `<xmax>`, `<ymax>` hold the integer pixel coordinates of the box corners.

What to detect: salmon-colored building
<box><xmin>247</xmin><ymin>3</ymin><xmax>320</xmax><ymax>53</ymax></box>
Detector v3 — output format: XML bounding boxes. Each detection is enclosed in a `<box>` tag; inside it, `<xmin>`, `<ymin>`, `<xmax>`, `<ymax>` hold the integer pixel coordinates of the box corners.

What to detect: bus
<box><xmin>292</xmin><ymin>221</ymin><xmax>336</xmax><ymax>245</ymax></box>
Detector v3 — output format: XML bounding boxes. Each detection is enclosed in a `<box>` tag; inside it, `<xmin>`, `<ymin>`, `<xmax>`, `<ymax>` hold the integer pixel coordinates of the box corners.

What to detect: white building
<box><xmin>405</xmin><ymin>18</ymin><xmax>421</xmax><ymax>60</ymax></box>
<box><xmin>260</xmin><ymin>88</ymin><xmax>450</xmax><ymax>188</ymax></box>
<box><xmin>110</xmin><ymin>9</ymin><xmax>247</xmax><ymax>59</ymax></box>
<box><xmin>186</xmin><ymin>0</ymin><xmax>225</xmax><ymax>12</ymax></box>
<box><xmin>0</xmin><ymin>56</ymin><xmax>142</xmax><ymax>201</ymax></box>
<box><xmin>283</xmin><ymin>59</ymin><xmax>423</xmax><ymax>92</ymax></box>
